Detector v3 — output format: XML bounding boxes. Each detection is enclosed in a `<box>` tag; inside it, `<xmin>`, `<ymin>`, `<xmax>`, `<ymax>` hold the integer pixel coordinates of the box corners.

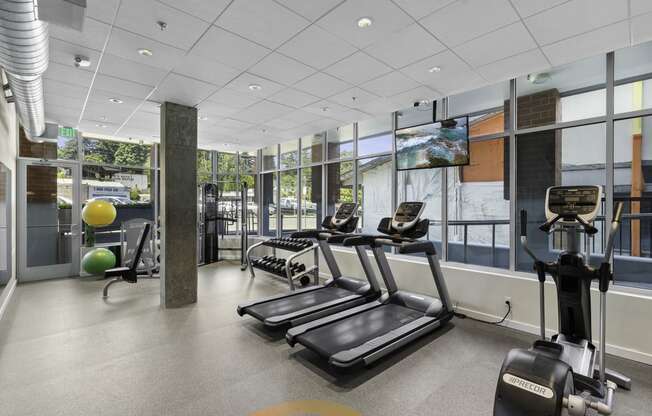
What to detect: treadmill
<box><xmin>286</xmin><ymin>201</ymin><xmax>454</xmax><ymax>369</ymax></box>
<box><xmin>237</xmin><ymin>203</ymin><xmax>382</xmax><ymax>328</ymax></box>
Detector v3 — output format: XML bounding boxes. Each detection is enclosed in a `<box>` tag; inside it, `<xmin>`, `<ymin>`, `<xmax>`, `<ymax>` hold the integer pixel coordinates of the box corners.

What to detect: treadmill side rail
<box><xmin>265</xmin><ymin>293</ymin><xmax>365</xmax><ymax>326</ymax></box>
<box><xmin>237</xmin><ymin>283</ymin><xmax>329</xmax><ymax>316</ymax></box>
<box><xmin>330</xmin><ymin>316</ymin><xmax>442</xmax><ymax>368</ymax></box>
<box><xmin>286</xmin><ymin>301</ymin><xmax>383</xmax><ymax>345</ymax></box>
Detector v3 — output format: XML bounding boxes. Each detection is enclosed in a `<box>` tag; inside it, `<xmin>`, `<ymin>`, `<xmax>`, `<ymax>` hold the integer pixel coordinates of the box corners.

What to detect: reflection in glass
<box><xmin>262</xmin><ymin>172</ymin><xmax>277</xmax><ymax>236</ymax></box>
<box><xmin>326</xmin><ymin>161</ymin><xmax>354</xmax><ymax>215</ymax></box>
<box><xmin>280</xmin><ymin>140</ymin><xmax>299</xmax><ymax>169</ymax></box>
<box><xmin>326</xmin><ymin>125</ymin><xmax>354</xmax><ymax>160</ymax></box>
<box><xmin>280</xmin><ymin>170</ymin><xmax>298</xmax><ymax>233</ymax></box>
<box><xmin>301</xmin><ymin>133</ymin><xmax>324</xmax><ymax>165</ymax></box>
<box><xmin>358</xmin><ymin>116</ymin><xmax>392</xmax><ymax>157</ymax></box>
<box><xmin>357</xmin><ymin>156</ymin><xmax>392</xmax><ymax>233</ymax></box>
<box><xmin>0</xmin><ymin>164</ymin><xmax>10</xmax><ymax>291</ymax></box>
<box><xmin>301</xmin><ymin>166</ymin><xmax>322</xmax><ymax>230</ymax></box>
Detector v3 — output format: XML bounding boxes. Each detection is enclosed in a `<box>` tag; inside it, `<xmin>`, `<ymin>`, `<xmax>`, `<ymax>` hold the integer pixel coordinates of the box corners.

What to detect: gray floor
<box><xmin>0</xmin><ymin>262</ymin><xmax>650</xmax><ymax>416</ymax></box>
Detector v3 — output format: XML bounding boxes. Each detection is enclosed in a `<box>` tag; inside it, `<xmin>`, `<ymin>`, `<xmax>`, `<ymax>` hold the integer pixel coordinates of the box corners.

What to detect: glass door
<box><xmin>18</xmin><ymin>159</ymin><xmax>81</xmax><ymax>281</ymax></box>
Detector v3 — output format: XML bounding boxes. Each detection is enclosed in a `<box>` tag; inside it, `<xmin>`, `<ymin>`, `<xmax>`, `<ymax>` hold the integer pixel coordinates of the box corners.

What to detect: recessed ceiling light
<box><xmin>428</xmin><ymin>66</ymin><xmax>442</xmax><ymax>73</ymax></box>
<box><xmin>248</xmin><ymin>84</ymin><xmax>262</xmax><ymax>91</ymax></box>
<box><xmin>108</xmin><ymin>98</ymin><xmax>123</xmax><ymax>104</ymax></box>
<box><xmin>138</xmin><ymin>48</ymin><xmax>153</xmax><ymax>57</ymax></box>
<box><xmin>73</xmin><ymin>55</ymin><xmax>91</xmax><ymax>68</ymax></box>
<box><xmin>419</xmin><ymin>99</ymin><xmax>430</xmax><ymax>106</ymax></box>
<box><xmin>95</xmin><ymin>124</ymin><xmax>108</xmax><ymax>128</ymax></box>
<box><xmin>198</xmin><ymin>116</ymin><xmax>208</xmax><ymax>121</ymax></box>
<box><xmin>357</xmin><ymin>17</ymin><xmax>373</xmax><ymax>28</ymax></box>
<box><xmin>527</xmin><ymin>72</ymin><xmax>550</xmax><ymax>85</ymax></box>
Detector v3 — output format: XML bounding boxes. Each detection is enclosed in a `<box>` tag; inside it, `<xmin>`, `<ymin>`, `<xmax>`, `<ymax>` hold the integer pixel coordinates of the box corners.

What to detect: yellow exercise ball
<box><xmin>82</xmin><ymin>199</ymin><xmax>117</xmax><ymax>227</ymax></box>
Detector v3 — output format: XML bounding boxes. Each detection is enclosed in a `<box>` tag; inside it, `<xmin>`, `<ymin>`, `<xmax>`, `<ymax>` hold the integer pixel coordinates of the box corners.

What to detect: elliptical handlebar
<box><xmin>603</xmin><ymin>202</ymin><xmax>624</xmax><ymax>262</ymax></box>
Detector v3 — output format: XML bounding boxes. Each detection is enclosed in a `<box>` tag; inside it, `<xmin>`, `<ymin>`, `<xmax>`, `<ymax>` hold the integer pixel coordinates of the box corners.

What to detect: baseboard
<box><xmin>0</xmin><ymin>277</ymin><xmax>17</xmax><ymax>321</ymax></box>
<box><xmin>455</xmin><ymin>305</ymin><xmax>652</xmax><ymax>366</ymax></box>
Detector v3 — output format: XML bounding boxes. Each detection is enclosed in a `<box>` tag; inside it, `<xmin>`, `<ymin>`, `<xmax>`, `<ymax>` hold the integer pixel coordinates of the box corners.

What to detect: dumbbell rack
<box><xmin>245</xmin><ymin>237</ymin><xmax>319</xmax><ymax>290</ymax></box>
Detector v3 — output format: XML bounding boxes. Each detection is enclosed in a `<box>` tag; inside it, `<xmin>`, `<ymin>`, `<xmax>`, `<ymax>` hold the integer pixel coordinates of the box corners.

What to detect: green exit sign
<box><xmin>59</xmin><ymin>126</ymin><xmax>77</xmax><ymax>138</ymax></box>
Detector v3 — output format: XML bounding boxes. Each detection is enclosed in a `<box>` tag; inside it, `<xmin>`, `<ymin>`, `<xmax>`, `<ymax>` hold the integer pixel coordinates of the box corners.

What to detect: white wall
<box><xmin>0</xmin><ymin>98</ymin><xmax>17</xmax><ymax>318</ymax></box>
<box><xmin>320</xmin><ymin>248</ymin><xmax>652</xmax><ymax>365</ymax></box>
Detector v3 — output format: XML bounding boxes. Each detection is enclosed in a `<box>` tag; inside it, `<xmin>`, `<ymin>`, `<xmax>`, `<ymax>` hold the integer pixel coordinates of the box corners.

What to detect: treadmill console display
<box><xmin>332</xmin><ymin>203</ymin><xmax>357</xmax><ymax>227</ymax></box>
<box><xmin>392</xmin><ymin>202</ymin><xmax>425</xmax><ymax>232</ymax></box>
<box><xmin>545</xmin><ymin>185</ymin><xmax>602</xmax><ymax>224</ymax></box>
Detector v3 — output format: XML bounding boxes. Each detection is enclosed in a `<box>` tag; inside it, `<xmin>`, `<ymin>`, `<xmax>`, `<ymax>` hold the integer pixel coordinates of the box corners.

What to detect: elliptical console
<box><xmin>494</xmin><ymin>185</ymin><xmax>630</xmax><ymax>416</ymax></box>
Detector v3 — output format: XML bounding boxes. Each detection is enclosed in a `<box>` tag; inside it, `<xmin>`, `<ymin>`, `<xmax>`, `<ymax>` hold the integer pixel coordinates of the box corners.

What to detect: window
<box><xmin>397</xmin><ymin>168</ymin><xmax>443</xmax><ymax>255</ymax></box>
<box><xmin>262</xmin><ymin>145</ymin><xmax>277</xmax><ymax>171</ymax></box>
<box><xmin>301</xmin><ymin>133</ymin><xmax>324</xmax><ymax>165</ymax></box>
<box><xmin>301</xmin><ymin>166</ymin><xmax>322</xmax><ymax>230</ymax></box>
<box><xmin>81</xmin><ymin>165</ymin><xmax>154</xmax><ymax>245</ymax></box>
<box><xmin>613</xmin><ymin>116</ymin><xmax>652</xmax><ymax>288</ymax></box>
<box><xmin>358</xmin><ymin>116</ymin><xmax>392</xmax><ymax>157</ymax></box>
<box><xmin>280</xmin><ymin>170</ymin><xmax>298</xmax><ymax>234</ymax></box>
<box><xmin>396</xmin><ymin>102</ymin><xmax>434</xmax><ymax>129</ymax></box>
<box><xmin>516</xmin><ymin>54</ymin><xmax>605</xmax><ymax>127</ymax></box>
<box><xmin>357</xmin><ymin>155</ymin><xmax>392</xmax><ymax>233</ymax></box>
<box><xmin>83</xmin><ymin>137</ymin><xmax>153</xmax><ymax>168</ymax></box>
<box><xmin>516</xmin><ymin>124</ymin><xmax>606</xmax><ymax>272</ymax></box>
<box><xmin>326</xmin><ymin>161</ymin><xmax>354</xmax><ymax>215</ymax></box>
<box><xmin>19</xmin><ymin>126</ymin><xmax>79</xmax><ymax>160</ymax></box>
<box><xmin>615</xmin><ymin>40</ymin><xmax>652</xmax><ymax>115</ymax></box>
<box><xmin>261</xmin><ymin>172</ymin><xmax>277</xmax><ymax>237</ymax></box>
<box><xmin>326</xmin><ymin>125</ymin><xmax>354</xmax><ymax>160</ymax></box>
<box><xmin>240</xmin><ymin>151</ymin><xmax>257</xmax><ymax>174</ymax></box>
<box><xmin>280</xmin><ymin>140</ymin><xmax>298</xmax><ymax>169</ymax></box>
<box><xmin>197</xmin><ymin>149</ymin><xmax>212</xmax><ymax>185</ymax></box>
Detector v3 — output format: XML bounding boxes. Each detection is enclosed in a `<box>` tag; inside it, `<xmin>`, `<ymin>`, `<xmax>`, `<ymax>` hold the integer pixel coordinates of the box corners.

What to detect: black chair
<box><xmin>102</xmin><ymin>223</ymin><xmax>151</xmax><ymax>298</ymax></box>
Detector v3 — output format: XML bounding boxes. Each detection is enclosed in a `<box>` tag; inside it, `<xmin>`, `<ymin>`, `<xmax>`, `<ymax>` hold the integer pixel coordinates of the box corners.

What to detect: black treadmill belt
<box><xmin>246</xmin><ymin>287</ymin><xmax>354</xmax><ymax>321</ymax></box>
<box><xmin>296</xmin><ymin>304</ymin><xmax>422</xmax><ymax>358</ymax></box>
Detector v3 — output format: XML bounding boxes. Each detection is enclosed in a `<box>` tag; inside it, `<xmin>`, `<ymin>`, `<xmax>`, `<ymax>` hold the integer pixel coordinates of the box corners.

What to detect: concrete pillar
<box><xmin>160</xmin><ymin>102</ymin><xmax>197</xmax><ymax>308</ymax></box>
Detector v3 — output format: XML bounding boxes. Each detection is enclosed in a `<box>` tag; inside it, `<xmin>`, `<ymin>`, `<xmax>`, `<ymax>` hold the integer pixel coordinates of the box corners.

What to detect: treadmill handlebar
<box><xmin>398</xmin><ymin>241</ymin><xmax>437</xmax><ymax>255</ymax></box>
<box><xmin>291</xmin><ymin>230</ymin><xmax>331</xmax><ymax>240</ymax></box>
<box><xmin>343</xmin><ymin>234</ymin><xmax>419</xmax><ymax>249</ymax></box>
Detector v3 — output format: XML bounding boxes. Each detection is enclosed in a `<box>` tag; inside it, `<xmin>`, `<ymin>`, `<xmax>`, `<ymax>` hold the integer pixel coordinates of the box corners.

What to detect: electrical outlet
<box><xmin>504</xmin><ymin>296</ymin><xmax>512</xmax><ymax>306</ymax></box>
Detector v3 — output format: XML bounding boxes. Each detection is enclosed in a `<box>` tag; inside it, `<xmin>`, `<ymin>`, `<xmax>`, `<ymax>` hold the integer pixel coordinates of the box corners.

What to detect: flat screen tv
<box><xmin>395</xmin><ymin>116</ymin><xmax>469</xmax><ymax>170</ymax></box>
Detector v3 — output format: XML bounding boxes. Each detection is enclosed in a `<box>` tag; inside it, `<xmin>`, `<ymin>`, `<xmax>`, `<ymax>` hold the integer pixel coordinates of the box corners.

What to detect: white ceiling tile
<box><xmin>79</xmin><ymin>119</ymin><xmax>121</xmax><ymax>135</ymax></box>
<box><xmin>631</xmin><ymin>13</ymin><xmax>652</xmax><ymax>45</ymax></box>
<box><xmin>197</xmin><ymin>100</ymin><xmax>242</xmax><ymax>117</ymax></box>
<box><xmin>317</xmin><ymin>0</ymin><xmax>413</xmax><ymax>49</ymax></box>
<box><xmin>224</xmin><ymin>73</ymin><xmax>285</xmax><ymax>99</ymax></box>
<box><xmin>420</xmin><ymin>0</ymin><xmax>519</xmax><ymax>47</ymax></box>
<box><xmin>157</xmin><ymin>0</ymin><xmax>232</xmax><ymax>22</ymax></box>
<box><xmin>150</xmin><ymin>73</ymin><xmax>220</xmax><ymax>106</ymax></box>
<box><xmin>45</xmin><ymin>108</ymin><xmax>79</xmax><ymax>127</ymax></box>
<box><xmin>280</xmin><ymin>109</ymin><xmax>323</xmax><ymax>124</ymax></box>
<box><xmin>249</xmin><ymin>52</ymin><xmax>316</xmax><ymax>86</ymax></box>
<box><xmin>43</xmin><ymin>78</ymin><xmax>89</xmax><ymax>101</ymax></box>
<box><xmin>267</xmin><ymin>88</ymin><xmax>321</xmax><ymax>108</ymax></box>
<box><xmin>44</xmin><ymin>62</ymin><xmax>94</xmax><ymax>87</ymax></box>
<box><xmin>454</xmin><ymin>22</ymin><xmax>538</xmax><ymax>68</ymax></box>
<box><xmin>231</xmin><ymin>100</ymin><xmax>295</xmax><ymax>123</ymax></box>
<box><xmin>216</xmin><ymin>118</ymin><xmax>255</xmax><ymax>130</ymax></box>
<box><xmin>86</xmin><ymin>0</ymin><xmax>120</xmax><ymax>23</ymax></box>
<box><xmin>435</xmin><ymin>70</ymin><xmax>487</xmax><ymax>96</ymax></box>
<box><xmin>49</xmin><ymin>17</ymin><xmax>111</xmax><ymax>51</ymax></box>
<box><xmin>190</xmin><ymin>26</ymin><xmax>271</xmax><ymax>70</ymax></box>
<box><xmin>263</xmin><ymin>118</ymin><xmax>303</xmax><ymax>130</ymax></box>
<box><xmin>274</xmin><ymin>0</ymin><xmax>345</xmax><ymax>21</ymax></box>
<box><xmin>476</xmin><ymin>49</ymin><xmax>550</xmax><ymax>83</ymax></box>
<box><xmin>124</xmin><ymin>110</ymin><xmax>160</xmax><ymax>131</ymax></box>
<box><xmin>390</xmin><ymin>85</ymin><xmax>440</xmax><ymax>106</ymax></box>
<box><xmin>524</xmin><ymin>0</ymin><xmax>628</xmax><ymax>46</ymax></box>
<box><xmin>364</xmin><ymin>23</ymin><xmax>446</xmax><ymax>69</ymax></box>
<box><xmin>115</xmin><ymin>0</ymin><xmax>210</xmax><ymax>49</ymax></box>
<box><xmin>400</xmin><ymin>49</ymin><xmax>471</xmax><ymax>84</ymax></box>
<box><xmin>391</xmin><ymin>0</ymin><xmax>457</xmax><ymax>19</ymax></box>
<box><xmin>292</xmin><ymin>72</ymin><xmax>351</xmax><ymax>98</ymax></box>
<box><xmin>357</xmin><ymin>97</ymin><xmax>403</xmax><ymax>115</ymax></box>
<box><xmin>205</xmin><ymin>88</ymin><xmax>261</xmax><ymax>109</ymax></box>
<box><xmin>106</xmin><ymin>28</ymin><xmax>186</xmax><ymax>70</ymax></box>
<box><xmin>303</xmin><ymin>100</ymin><xmax>350</xmax><ymax>116</ymax></box>
<box><xmin>87</xmin><ymin>88</ymin><xmax>144</xmax><ymax>108</ymax></box>
<box><xmin>630</xmin><ymin>0</ymin><xmax>652</xmax><ymax>16</ymax></box>
<box><xmin>542</xmin><ymin>21</ymin><xmax>630</xmax><ymax>66</ymax></box>
<box><xmin>83</xmin><ymin>100</ymin><xmax>138</xmax><ymax>123</ymax></box>
<box><xmin>278</xmin><ymin>25</ymin><xmax>356</xmax><ymax>69</ymax></box>
<box><xmin>173</xmin><ymin>53</ymin><xmax>240</xmax><ymax>87</ymax></box>
<box><xmin>45</xmin><ymin>94</ymin><xmax>85</xmax><ymax>112</ymax></box>
<box><xmin>328</xmin><ymin>87</ymin><xmax>379</xmax><ymax>108</ymax></box>
<box><xmin>510</xmin><ymin>0</ymin><xmax>570</xmax><ymax>18</ymax></box>
<box><xmin>361</xmin><ymin>71</ymin><xmax>420</xmax><ymax>97</ymax></box>
<box><xmin>93</xmin><ymin>74</ymin><xmax>155</xmax><ymax>100</ymax></box>
<box><xmin>216</xmin><ymin>0</ymin><xmax>309</xmax><ymax>49</ymax></box>
<box><xmin>98</xmin><ymin>53</ymin><xmax>169</xmax><ymax>87</ymax></box>
<box><xmin>324</xmin><ymin>52</ymin><xmax>393</xmax><ymax>85</ymax></box>
<box><xmin>49</xmin><ymin>38</ymin><xmax>102</xmax><ymax>72</ymax></box>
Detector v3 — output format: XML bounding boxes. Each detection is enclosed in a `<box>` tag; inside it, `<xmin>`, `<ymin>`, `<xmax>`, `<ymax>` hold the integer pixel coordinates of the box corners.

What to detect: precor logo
<box><xmin>502</xmin><ymin>373</ymin><xmax>554</xmax><ymax>399</ymax></box>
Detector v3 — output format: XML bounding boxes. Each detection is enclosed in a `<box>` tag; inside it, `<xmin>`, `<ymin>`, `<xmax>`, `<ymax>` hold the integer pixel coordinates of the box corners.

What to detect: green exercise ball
<box><xmin>82</xmin><ymin>248</ymin><xmax>116</xmax><ymax>275</ymax></box>
<box><xmin>82</xmin><ymin>199</ymin><xmax>117</xmax><ymax>227</ymax></box>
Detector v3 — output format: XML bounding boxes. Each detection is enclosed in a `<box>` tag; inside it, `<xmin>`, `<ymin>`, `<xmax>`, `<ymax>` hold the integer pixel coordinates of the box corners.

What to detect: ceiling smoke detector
<box><xmin>74</xmin><ymin>55</ymin><xmax>91</xmax><ymax>68</ymax></box>
<box><xmin>157</xmin><ymin>21</ymin><xmax>167</xmax><ymax>31</ymax></box>
<box><xmin>527</xmin><ymin>72</ymin><xmax>551</xmax><ymax>85</ymax></box>
<box><xmin>108</xmin><ymin>98</ymin><xmax>123</xmax><ymax>104</ymax></box>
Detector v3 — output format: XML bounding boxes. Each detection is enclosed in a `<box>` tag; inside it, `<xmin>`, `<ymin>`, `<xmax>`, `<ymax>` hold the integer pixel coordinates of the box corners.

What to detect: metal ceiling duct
<box><xmin>0</xmin><ymin>0</ymin><xmax>49</xmax><ymax>140</ymax></box>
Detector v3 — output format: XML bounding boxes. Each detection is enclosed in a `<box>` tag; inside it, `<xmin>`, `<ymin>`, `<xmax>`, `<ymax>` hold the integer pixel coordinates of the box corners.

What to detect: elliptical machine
<box><xmin>494</xmin><ymin>185</ymin><xmax>631</xmax><ymax>416</ymax></box>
